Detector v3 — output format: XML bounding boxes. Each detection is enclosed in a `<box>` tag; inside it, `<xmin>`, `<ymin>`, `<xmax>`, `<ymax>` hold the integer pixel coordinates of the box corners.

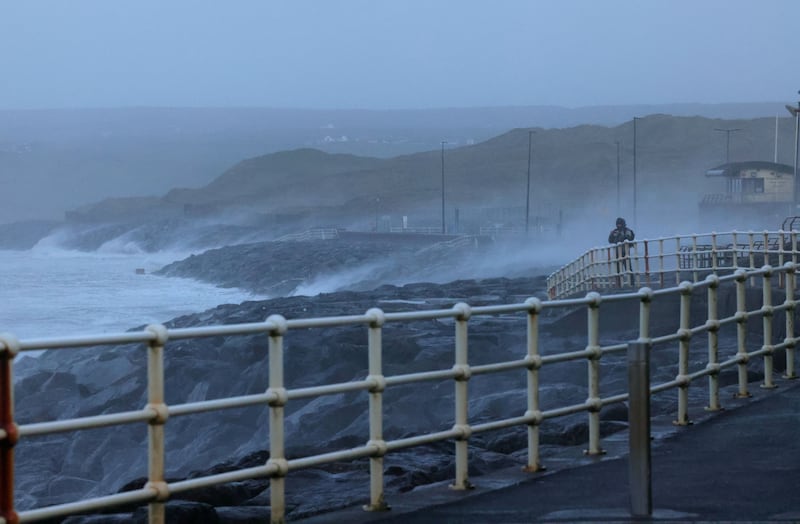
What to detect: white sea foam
<box><xmin>0</xmin><ymin>248</ymin><xmax>264</xmax><ymax>341</ymax></box>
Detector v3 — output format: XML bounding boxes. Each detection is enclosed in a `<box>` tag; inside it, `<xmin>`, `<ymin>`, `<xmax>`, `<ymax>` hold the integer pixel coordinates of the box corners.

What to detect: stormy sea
<box><xmin>5</xmin><ymin>231</ymin><xmax>779</xmax><ymax>523</ymax></box>
<box><xmin>0</xmin><ymin>248</ymin><xmax>263</xmax><ymax>341</ymax></box>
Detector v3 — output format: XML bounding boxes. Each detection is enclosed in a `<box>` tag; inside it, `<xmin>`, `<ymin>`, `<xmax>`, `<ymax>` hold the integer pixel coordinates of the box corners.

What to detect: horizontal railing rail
<box><xmin>274</xmin><ymin>228</ymin><xmax>341</xmax><ymax>242</ymax></box>
<box><xmin>1</xmin><ymin>240</ymin><xmax>798</xmax><ymax>523</ymax></box>
<box><xmin>545</xmin><ymin>229</ymin><xmax>800</xmax><ymax>300</ymax></box>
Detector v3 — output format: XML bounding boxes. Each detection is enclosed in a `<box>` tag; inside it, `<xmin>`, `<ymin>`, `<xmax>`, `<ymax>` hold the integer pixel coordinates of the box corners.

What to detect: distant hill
<box><xmin>59</xmin><ymin>112</ymin><xmax>798</xmax><ymax>244</ymax></box>
<box><xmin>0</xmin><ymin>103</ymin><xmax>794</xmax><ymax>225</ymax></box>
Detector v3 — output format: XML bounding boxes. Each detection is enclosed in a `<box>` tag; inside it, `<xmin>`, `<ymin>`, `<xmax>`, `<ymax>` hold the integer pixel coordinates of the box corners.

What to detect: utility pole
<box><xmin>525</xmin><ymin>130</ymin><xmax>535</xmax><ymax>235</ymax></box>
<box><xmin>633</xmin><ymin>117</ymin><xmax>639</xmax><ymax>230</ymax></box>
<box><xmin>615</xmin><ymin>140</ymin><xmax>621</xmax><ymax>216</ymax></box>
<box><xmin>714</xmin><ymin>127</ymin><xmax>742</xmax><ymax>164</ymax></box>
<box><xmin>441</xmin><ymin>141</ymin><xmax>447</xmax><ymax>234</ymax></box>
<box><xmin>787</xmin><ymin>94</ymin><xmax>800</xmax><ymax>211</ymax></box>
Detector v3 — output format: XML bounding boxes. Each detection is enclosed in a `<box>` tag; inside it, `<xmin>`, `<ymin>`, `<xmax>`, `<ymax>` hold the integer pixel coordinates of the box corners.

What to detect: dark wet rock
<box><xmin>14</xmin><ymin>235</ymin><xmax>786</xmax><ymax>522</ymax></box>
<box><xmin>155</xmin><ymin>236</ymin><xmax>554</xmax><ymax>298</ymax></box>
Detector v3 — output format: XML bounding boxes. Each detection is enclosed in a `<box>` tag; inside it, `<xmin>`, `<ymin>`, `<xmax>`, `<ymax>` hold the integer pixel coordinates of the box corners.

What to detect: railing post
<box><xmin>364</xmin><ymin>308</ymin><xmax>389</xmax><ymax>511</ymax></box>
<box><xmin>705</xmin><ymin>275</ymin><xmax>722</xmax><ymax>411</ymax></box>
<box><xmin>627</xmin><ymin>340</ymin><xmax>652</xmax><ymax>518</ymax></box>
<box><xmin>584</xmin><ymin>292</ymin><xmax>604</xmax><ymax>455</ymax></box>
<box><xmin>675</xmin><ymin>282</ymin><xmax>692</xmax><ymax>425</ymax></box>
<box><xmin>145</xmin><ymin>325</ymin><xmax>169</xmax><ymax>524</ymax></box>
<box><xmin>0</xmin><ymin>334</ymin><xmax>19</xmax><ymax>524</ymax></box>
<box><xmin>451</xmin><ymin>303</ymin><xmax>473</xmax><ymax>490</ymax></box>
<box><xmin>711</xmin><ymin>232</ymin><xmax>718</xmax><ymax>272</ymax></box>
<box><xmin>762</xmin><ymin>231</ymin><xmax>770</xmax><ymax>268</ymax></box>
<box><xmin>734</xmin><ymin>270</ymin><xmax>752</xmax><ymax>398</ymax></box>
<box><xmin>783</xmin><ymin>263</ymin><xmax>797</xmax><ymax>379</ymax></box>
<box><xmin>266</xmin><ymin>315</ymin><xmax>289</xmax><ymax>524</ymax></box>
<box><xmin>523</xmin><ymin>298</ymin><xmax>544</xmax><ymax>472</ymax></box>
<box><xmin>638</xmin><ymin>287</ymin><xmax>652</xmax><ymax>341</ymax></box>
<box><xmin>611</xmin><ymin>246</ymin><xmax>622</xmax><ymax>289</ymax></box>
<box><xmin>625</xmin><ymin>243</ymin><xmax>633</xmax><ymax>287</ymax></box>
<box><xmin>761</xmin><ymin>266</ymin><xmax>777</xmax><ymax>389</ymax></box>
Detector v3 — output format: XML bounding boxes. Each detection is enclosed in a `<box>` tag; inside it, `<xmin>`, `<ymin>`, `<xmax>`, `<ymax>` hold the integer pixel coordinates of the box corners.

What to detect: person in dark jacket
<box><xmin>608</xmin><ymin>217</ymin><xmax>635</xmax><ymax>244</ymax></box>
<box><xmin>608</xmin><ymin>217</ymin><xmax>635</xmax><ymax>277</ymax></box>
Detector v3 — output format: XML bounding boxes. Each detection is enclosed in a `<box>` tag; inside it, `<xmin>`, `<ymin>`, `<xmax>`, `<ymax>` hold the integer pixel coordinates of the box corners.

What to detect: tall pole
<box><xmin>794</xmin><ymin>102</ymin><xmax>799</xmax><ymax>211</ymax></box>
<box><xmin>525</xmin><ymin>130</ymin><xmax>533</xmax><ymax>235</ymax></box>
<box><xmin>775</xmin><ymin>114</ymin><xmax>779</xmax><ymax>163</ymax></box>
<box><xmin>714</xmin><ymin>128</ymin><xmax>742</xmax><ymax>164</ymax></box>
<box><xmin>615</xmin><ymin>140</ymin><xmax>621</xmax><ymax>216</ymax></box>
<box><xmin>633</xmin><ymin>117</ymin><xmax>639</xmax><ymax>230</ymax></box>
<box><xmin>787</xmin><ymin>96</ymin><xmax>800</xmax><ymax>211</ymax></box>
<box><xmin>441</xmin><ymin>141</ymin><xmax>446</xmax><ymax>234</ymax></box>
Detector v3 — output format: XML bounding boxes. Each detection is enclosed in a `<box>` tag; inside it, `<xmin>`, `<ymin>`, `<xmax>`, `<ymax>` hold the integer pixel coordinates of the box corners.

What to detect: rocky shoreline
<box><xmin>13</xmin><ymin>238</ymin><xmax>784</xmax><ymax>523</ymax></box>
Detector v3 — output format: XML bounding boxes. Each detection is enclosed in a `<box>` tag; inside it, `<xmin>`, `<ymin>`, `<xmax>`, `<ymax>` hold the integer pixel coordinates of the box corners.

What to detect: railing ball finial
<box><xmin>453</xmin><ymin>302</ymin><xmax>472</xmax><ymax>321</ymax></box>
<box><xmin>0</xmin><ymin>333</ymin><xmax>20</xmax><ymax>358</ymax></box>
<box><xmin>145</xmin><ymin>324</ymin><xmax>169</xmax><ymax>346</ymax></box>
<box><xmin>585</xmin><ymin>291</ymin><xmax>602</xmax><ymax>307</ymax></box>
<box><xmin>637</xmin><ymin>287</ymin><xmax>654</xmax><ymax>302</ymax></box>
<box><xmin>365</xmin><ymin>308</ymin><xmax>385</xmax><ymax>328</ymax></box>
<box><xmin>266</xmin><ymin>314</ymin><xmax>288</xmax><ymax>336</ymax></box>
<box><xmin>524</xmin><ymin>297</ymin><xmax>543</xmax><ymax>313</ymax></box>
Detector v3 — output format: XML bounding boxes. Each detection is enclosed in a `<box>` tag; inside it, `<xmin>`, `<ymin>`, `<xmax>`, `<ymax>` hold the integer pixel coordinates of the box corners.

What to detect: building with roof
<box><xmin>700</xmin><ymin>161</ymin><xmax>795</xmax><ymax>230</ymax></box>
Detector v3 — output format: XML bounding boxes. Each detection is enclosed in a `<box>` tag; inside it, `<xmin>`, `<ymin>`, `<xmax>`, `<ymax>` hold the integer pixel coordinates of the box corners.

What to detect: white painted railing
<box><xmin>545</xmin><ymin>230</ymin><xmax>800</xmax><ymax>299</ymax></box>
<box><xmin>0</xmin><ymin>236</ymin><xmax>798</xmax><ymax>523</ymax></box>
<box><xmin>275</xmin><ymin>228</ymin><xmax>341</xmax><ymax>242</ymax></box>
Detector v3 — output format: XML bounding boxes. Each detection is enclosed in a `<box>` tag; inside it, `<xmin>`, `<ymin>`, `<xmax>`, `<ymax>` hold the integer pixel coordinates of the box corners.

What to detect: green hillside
<box><xmin>65</xmin><ymin>113</ymin><xmax>797</xmax><ymax>238</ymax></box>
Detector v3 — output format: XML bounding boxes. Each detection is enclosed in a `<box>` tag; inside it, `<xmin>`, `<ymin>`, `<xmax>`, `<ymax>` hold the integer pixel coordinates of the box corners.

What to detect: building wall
<box><xmin>735</xmin><ymin>167</ymin><xmax>794</xmax><ymax>204</ymax></box>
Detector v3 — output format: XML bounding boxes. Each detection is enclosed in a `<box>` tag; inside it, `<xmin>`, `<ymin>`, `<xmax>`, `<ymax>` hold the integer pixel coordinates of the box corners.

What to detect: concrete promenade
<box><xmin>300</xmin><ymin>377</ymin><xmax>800</xmax><ymax>523</ymax></box>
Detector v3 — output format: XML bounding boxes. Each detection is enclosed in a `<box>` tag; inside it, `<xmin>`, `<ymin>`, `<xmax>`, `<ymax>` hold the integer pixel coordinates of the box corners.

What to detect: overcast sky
<box><xmin>2</xmin><ymin>0</ymin><xmax>798</xmax><ymax>110</ymax></box>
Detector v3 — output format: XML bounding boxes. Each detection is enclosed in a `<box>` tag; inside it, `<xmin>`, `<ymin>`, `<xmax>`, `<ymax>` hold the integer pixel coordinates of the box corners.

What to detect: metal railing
<box><xmin>545</xmin><ymin>230</ymin><xmax>800</xmax><ymax>300</ymax></box>
<box><xmin>0</xmin><ymin>237</ymin><xmax>798</xmax><ymax>524</ymax></box>
<box><xmin>274</xmin><ymin>228</ymin><xmax>341</xmax><ymax>242</ymax></box>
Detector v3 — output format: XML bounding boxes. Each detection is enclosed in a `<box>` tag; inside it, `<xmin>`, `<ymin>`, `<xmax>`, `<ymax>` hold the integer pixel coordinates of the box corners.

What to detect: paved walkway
<box><xmin>299</xmin><ymin>378</ymin><xmax>800</xmax><ymax>523</ymax></box>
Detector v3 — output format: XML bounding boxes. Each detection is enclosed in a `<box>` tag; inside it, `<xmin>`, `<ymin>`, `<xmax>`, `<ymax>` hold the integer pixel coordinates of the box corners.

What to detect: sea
<box><xmin>0</xmin><ymin>248</ymin><xmax>263</xmax><ymax>342</ymax></box>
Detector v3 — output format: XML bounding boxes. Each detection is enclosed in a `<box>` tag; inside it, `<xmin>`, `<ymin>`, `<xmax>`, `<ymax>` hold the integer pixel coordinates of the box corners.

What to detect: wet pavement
<box><xmin>298</xmin><ymin>377</ymin><xmax>800</xmax><ymax>523</ymax></box>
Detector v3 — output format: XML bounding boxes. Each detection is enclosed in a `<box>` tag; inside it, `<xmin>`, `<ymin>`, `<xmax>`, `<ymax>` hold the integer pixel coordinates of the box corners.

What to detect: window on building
<box><xmin>741</xmin><ymin>178</ymin><xmax>765</xmax><ymax>193</ymax></box>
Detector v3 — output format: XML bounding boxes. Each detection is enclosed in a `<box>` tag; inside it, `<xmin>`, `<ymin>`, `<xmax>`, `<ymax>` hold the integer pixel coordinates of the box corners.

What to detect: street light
<box><xmin>713</xmin><ymin>127</ymin><xmax>742</xmax><ymax>164</ymax></box>
<box><xmin>615</xmin><ymin>140</ymin><xmax>621</xmax><ymax>216</ymax></box>
<box><xmin>787</xmin><ymin>93</ymin><xmax>800</xmax><ymax>210</ymax></box>
<box><xmin>633</xmin><ymin>117</ymin><xmax>640</xmax><ymax>230</ymax></box>
<box><xmin>441</xmin><ymin>141</ymin><xmax>447</xmax><ymax>234</ymax></box>
<box><xmin>525</xmin><ymin>130</ymin><xmax>535</xmax><ymax>235</ymax></box>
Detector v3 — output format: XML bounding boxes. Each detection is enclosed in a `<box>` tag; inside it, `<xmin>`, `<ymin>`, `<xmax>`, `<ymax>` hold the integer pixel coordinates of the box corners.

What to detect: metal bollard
<box><xmin>628</xmin><ymin>341</ymin><xmax>652</xmax><ymax>517</ymax></box>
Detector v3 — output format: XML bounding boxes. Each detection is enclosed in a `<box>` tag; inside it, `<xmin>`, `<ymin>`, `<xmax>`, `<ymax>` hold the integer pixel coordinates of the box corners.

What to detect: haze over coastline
<box><xmin>2</xmin><ymin>1</ymin><xmax>798</xmax><ymax>226</ymax></box>
<box><xmin>1</xmin><ymin>0</ymin><xmax>797</xmax><ymax>110</ymax></box>
<box><xmin>2</xmin><ymin>2</ymin><xmax>800</xmax><ymax>522</ymax></box>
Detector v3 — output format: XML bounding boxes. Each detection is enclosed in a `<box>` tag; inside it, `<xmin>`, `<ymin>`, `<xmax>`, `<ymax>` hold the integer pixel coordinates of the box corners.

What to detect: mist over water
<box><xmin>0</xmin><ymin>248</ymin><xmax>264</xmax><ymax>341</ymax></box>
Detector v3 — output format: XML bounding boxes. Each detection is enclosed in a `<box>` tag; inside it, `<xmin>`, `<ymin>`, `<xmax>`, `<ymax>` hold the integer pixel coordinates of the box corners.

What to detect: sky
<box><xmin>1</xmin><ymin>0</ymin><xmax>799</xmax><ymax>110</ymax></box>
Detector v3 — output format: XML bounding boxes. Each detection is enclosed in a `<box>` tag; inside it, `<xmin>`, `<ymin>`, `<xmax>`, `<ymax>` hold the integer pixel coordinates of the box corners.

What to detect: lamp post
<box><xmin>633</xmin><ymin>117</ymin><xmax>640</xmax><ymax>230</ymax></box>
<box><xmin>525</xmin><ymin>130</ymin><xmax>535</xmax><ymax>235</ymax></box>
<box><xmin>713</xmin><ymin>127</ymin><xmax>742</xmax><ymax>164</ymax></box>
<box><xmin>441</xmin><ymin>141</ymin><xmax>447</xmax><ymax>234</ymax></box>
<box><xmin>615</xmin><ymin>140</ymin><xmax>621</xmax><ymax>216</ymax></box>
<box><xmin>374</xmin><ymin>196</ymin><xmax>380</xmax><ymax>232</ymax></box>
<box><xmin>787</xmin><ymin>94</ymin><xmax>800</xmax><ymax>210</ymax></box>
